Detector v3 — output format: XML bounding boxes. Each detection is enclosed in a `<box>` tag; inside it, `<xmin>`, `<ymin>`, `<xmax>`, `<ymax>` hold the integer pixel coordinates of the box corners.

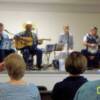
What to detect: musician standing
<box><xmin>15</xmin><ymin>22</ymin><xmax>42</xmax><ymax>70</ymax></box>
<box><xmin>58</xmin><ymin>25</ymin><xmax>74</xmax><ymax>54</ymax></box>
<box><xmin>54</xmin><ymin>25</ymin><xmax>74</xmax><ymax>71</ymax></box>
<box><xmin>0</xmin><ymin>23</ymin><xmax>15</xmax><ymax>62</ymax></box>
<box><xmin>82</xmin><ymin>27</ymin><xmax>100</xmax><ymax>69</ymax></box>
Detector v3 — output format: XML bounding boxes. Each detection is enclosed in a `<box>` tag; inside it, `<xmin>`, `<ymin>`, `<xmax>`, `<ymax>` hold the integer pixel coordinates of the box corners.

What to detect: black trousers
<box><xmin>21</xmin><ymin>46</ymin><xmax>42</xmax><ymax>69</ymax></box>
<box><xmin>0</xmin><ymin>49</ymin><xmax>15</xmax><ymax>62</ymax></box>
<box><xmin>81</xmin><ymin>49</ymin><xmax>100</xmax><ymax>68</ymax></box>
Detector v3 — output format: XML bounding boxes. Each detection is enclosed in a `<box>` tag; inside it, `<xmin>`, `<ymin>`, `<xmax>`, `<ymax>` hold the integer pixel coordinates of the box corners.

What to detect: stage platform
<box><xmin>0</xmin><ymin>70</ymin><xmax>100</xmax><ymax>90</ymax></box>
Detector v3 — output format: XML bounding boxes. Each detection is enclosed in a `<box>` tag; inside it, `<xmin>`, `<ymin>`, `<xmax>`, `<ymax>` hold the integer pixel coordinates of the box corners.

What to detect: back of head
<box><xmin>65</xmin><ymin>51</ymin><xmax>87</xmax><ymax>75</ymax></box>
<box><xmin>4</xmin><ymin>53</ymin><xmax>26</xmax><ymax>80</ymax></box>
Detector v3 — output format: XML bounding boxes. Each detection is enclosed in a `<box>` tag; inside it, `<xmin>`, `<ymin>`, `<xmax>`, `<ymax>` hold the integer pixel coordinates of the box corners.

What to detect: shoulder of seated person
<box><xmin>27</xmin><ymin>83</ymin><xmax>37</xmax><ymax>87</ymax></box>
<box><xmin>54</xmin><ymin>79</ymin><xmax>67</xmax><ymax>87</ymax></box>
<box><xmin>78</xmin><ymin>80</ymin><xmax>99</xmax><ymax>91</ymax></box>
<box><xmin>27</xmin><ymin>83</ymin><xmax>39</xmax><ymax>90</ymax></box>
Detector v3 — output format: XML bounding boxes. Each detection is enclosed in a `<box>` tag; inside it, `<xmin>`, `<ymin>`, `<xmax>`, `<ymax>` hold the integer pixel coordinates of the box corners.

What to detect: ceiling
<box><xmin>0</xmin><ymin>0</ymin><xmax>100</xmax><ymax>5</ymax></box>
<box><xmin>0</xmin><ymin>0</ymin><xmax>100</xmax><ymax>13</ymax></box>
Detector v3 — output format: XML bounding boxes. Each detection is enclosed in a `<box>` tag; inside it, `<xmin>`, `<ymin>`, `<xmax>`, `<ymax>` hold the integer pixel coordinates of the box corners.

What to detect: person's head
<box><xmin>90</xmin><ymin>27</ymin><xmax>98</xmax><ymax>36</ymax></box>
<box><xmin>24</xmin><ymin>21</ymin><xmax>33</xmax><ymax>32</ymax></box>
<box><xmin>0</xmin><ymin>23</ymin><xmax>4</xmax><ymax>35</ymax></box>
<box><xmin>65</xmin><ymin>51</ymin><xmax>87</xmax><ymax>75</ymax></box>
<box><xmin>63</xmin><ymin>25</ymin><xmax>69</xmax><ymax>34</ymax></box>
<box><xmin>4</xmin><ymin>53</ymin><xmax>26</xmax><ymax>80</ymax></box>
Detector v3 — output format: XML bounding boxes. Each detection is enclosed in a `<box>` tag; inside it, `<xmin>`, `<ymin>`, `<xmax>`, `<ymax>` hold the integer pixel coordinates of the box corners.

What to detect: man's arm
<box><xmin>58</xmin><ymin>35</ymin><xmax>64</xmax><ymax>44</ymax></box>
<box><xmin>14</xmin><ymin>32</ymin><xmax>24</xmax><ymax>39</ymax></box>
<box><xmin>57</xmin><ymin>35</ymin><xmax>64</xmax><ymax>50</ymax></box>
<box><xmin>70</xmin><ymin>35</ymin><xmax>74</xmax><ymax>50</ymax></box>
<box><xmin>33</xmin><ymin>33</ymin><xmax>39</xmax><ymax>44</ymax></box>
<box><xmin>83</xmin><ymin>36</ymin><xmax>97</xmax><ymax>48</ymax></box>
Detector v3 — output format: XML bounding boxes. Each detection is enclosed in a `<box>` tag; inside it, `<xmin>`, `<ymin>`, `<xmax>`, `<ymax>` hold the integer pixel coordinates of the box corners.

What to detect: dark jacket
<box><xmin>52</xmin><ymin>76</ymin><xmax>88</xmax><ymax>100</ymax></box>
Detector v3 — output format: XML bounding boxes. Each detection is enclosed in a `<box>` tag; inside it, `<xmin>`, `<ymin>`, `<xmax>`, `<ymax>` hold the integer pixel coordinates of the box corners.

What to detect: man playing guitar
<box><xmin>14</xmin><ymin>22</ymin><xmax>43</xmax><ymax>70</ymax></box>
<box><xmin>82</xmin><ymin>27</ymin><xmax>100</xmax><ymax>69</ymax></box>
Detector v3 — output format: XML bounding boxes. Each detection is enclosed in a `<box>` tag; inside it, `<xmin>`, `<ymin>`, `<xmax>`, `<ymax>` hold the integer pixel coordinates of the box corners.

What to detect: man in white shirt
<box><xmin>82</xmin><ymin>27</ymin><xmax>100</xmax><ymax>69</ymax></box>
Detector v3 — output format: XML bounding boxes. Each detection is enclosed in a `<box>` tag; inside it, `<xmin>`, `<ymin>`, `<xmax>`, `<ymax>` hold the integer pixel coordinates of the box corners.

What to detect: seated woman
<box><xmin>0</xmin><ymin>53</ymin><xmax>40</xmax><ymax>100</ymax></box>
<box><xmin>52</xmin><ymin>51</ymin><xmax>88</xmax><ymax>100</ymax></box>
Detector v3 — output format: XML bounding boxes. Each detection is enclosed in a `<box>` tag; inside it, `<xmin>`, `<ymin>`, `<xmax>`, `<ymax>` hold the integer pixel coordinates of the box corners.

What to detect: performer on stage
<box><xmin>58</xmin><ymin>25</ymin><xmax>73</xmax><ymax>52</ymax></box>
<box><xmin>15</xmin><ymin>22</ymin><xmax>42</xmax><ymax>70</ymax></box>
<box><xmin>81</xmin><ymin>27</ymin><xmax>100</xmax><ymax>69</ymax></box>
<box><xmin>57</xmin><ymin>25</ymin><xmax>74</xmax><ymax>59</ymax></box>
<box><xmin>53</xmin><ymin>25</ymin><xmax>74</xmax><ymax>71</ymax></box>
<box><xmin>0</xmin><ymin>23</ymin><xmax>15</xmax><ymax>63</ymax></box>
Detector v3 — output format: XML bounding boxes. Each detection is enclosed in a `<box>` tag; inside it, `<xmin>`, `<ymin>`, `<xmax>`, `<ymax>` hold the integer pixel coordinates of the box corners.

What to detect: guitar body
<box><xmin>15</xmin><ymin>37</ymin><xmax>33</xmax><ymax>49</ymax></box>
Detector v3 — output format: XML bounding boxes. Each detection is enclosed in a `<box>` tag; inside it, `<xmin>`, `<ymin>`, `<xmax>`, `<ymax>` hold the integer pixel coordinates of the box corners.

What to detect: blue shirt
<box><xmin>0</xmin><ymin>32</ymin><xmax>14</xmax><ymax>50</ymax></box>
<box><xmin>0</xmin><ymin>83</ymin><xmax>41</xmax><ymax>100</ymax></box>
<box><xmin>74</xmin><ymin>80</ymin><xmax>100</xmax><ymax>100</ymax></box>
<box><xmin>58</xmin><ymin>33</ymin><xmax>73</xmax><ymax>49</ymax></box>
<box><xmin>0</xmin><ymin>33</ymin><xmax>9</xmax><ymax>49</ymax></box>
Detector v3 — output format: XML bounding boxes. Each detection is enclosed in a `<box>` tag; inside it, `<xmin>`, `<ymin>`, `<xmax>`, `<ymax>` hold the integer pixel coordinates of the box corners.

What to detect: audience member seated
<box><xmin>40</xmin><ymin>91</ymin><xmax>52</xmax><ymax>100</ymax></box>
<box><xmin>52</xmin><ymin>51</ymin><xmax>88</xmax><ymax>100</ymax></box>
<box><xmin>0</xmin><ymin>53</ymin><xmax>41</xmax><ymax>100</ymax></box>
<box><xmin>74</xmin><ymin>80</ymin><xmax>100</xmax><ymax>100</ymax></box>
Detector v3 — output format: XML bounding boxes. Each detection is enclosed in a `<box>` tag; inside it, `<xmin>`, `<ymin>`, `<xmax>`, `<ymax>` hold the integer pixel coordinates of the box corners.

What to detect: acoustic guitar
<box><xmin>14</xmin><ymin>37</ymin><xmax>51</xmax><ymax>49</ymax></box>
<box><xmin>14</xmin><ymin>36</ymin><xmax>33</xmax><ymax>49</ymax></box>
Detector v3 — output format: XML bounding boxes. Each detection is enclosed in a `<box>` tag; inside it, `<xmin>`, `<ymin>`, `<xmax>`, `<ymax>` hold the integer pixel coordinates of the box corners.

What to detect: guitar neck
<box><xmin>39</xmin><ymin>39</ymin><xmax>51</xmax><ymax>41</ymax></box>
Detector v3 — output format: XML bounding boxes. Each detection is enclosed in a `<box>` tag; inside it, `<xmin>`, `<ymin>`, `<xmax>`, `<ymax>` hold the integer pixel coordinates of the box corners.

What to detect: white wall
<box><xmin>0</xmin><ymin>73</ymin><xmax>100</xmax><ymax>90</ymax></box>
<box><xmin>0</xmin><ymin>10</ymin><xmax>100</xmax><ymax>50</ymax></box>
<box><xmin>0</xmin><ymin>2</ymin><xmax>100</xmax><ymax>51</ymax></box>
